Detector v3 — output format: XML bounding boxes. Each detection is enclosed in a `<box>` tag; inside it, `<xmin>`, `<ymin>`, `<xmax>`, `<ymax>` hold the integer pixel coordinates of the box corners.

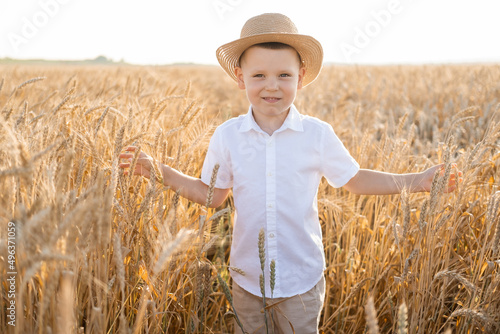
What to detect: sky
<box><xmin>1</xmin><ymin>0</ymin><xmax>499</xmax><ymax>65</ymax></box>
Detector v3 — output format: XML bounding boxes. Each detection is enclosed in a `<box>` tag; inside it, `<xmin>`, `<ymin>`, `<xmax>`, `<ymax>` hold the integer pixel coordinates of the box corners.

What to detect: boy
<box><xmin>119</xmin><ymin>13</ymin><xmax>461</xmax><ymax>333</ymax></box>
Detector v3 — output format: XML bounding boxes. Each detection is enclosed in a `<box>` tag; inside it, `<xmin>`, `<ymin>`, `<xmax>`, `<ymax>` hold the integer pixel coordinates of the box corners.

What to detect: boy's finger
<box><xmin>119</xmin><ymin>153</ymin><xmax>134</xmax><ymax>159</ymax></box>
<box><xmin>119</xmin><ymin>159</ymin><xmax>134</xmax><ymax>167</ymax></box>
<box><xmin>122</xmin><ymin>146</ymin><xmax>138</xmax><ymax>154</ymax></box>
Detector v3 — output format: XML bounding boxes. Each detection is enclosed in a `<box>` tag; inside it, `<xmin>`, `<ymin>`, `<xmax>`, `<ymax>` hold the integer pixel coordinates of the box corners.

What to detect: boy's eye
<box><xmin>280</xmin><ymin>73</ymin><xmax>291</xmax><ymax>77</ymax></box>
<box><xmin>253</xmin><ymin>74</ymin><xmax>264</xmax><ymax>78</ymax></box>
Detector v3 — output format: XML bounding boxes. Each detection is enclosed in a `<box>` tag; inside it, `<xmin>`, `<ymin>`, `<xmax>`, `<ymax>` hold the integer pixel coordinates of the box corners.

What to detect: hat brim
<box><xmin>216</xmin><ymin>33</ymin><xmax>323</xmax><ymax>87</ymax></box>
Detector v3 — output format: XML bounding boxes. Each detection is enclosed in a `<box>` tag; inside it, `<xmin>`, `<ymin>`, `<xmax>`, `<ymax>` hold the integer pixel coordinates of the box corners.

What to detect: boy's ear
<box><xmin>234</xmin><ymin>67</ymin><xmax>246</xmax><ymax>90</ymax></box>
<box><xmin>297</xmin><ymin>67</ymin><xmax>306</xmax><ymax>90</ymax></box>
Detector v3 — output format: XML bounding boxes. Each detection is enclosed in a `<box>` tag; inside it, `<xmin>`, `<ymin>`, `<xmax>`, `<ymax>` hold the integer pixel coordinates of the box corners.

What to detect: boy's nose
<box><xmin>265</xmin><ymin>77</ymin><xmax>279</xmax><ymax>90</ymax></box>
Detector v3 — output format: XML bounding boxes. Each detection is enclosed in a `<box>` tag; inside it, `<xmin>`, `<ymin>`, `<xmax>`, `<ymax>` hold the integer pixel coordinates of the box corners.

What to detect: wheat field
<box><xmin>0</xmin><ymin>63</ymin><xmax>499</xmax><ymax>333</ymax></box>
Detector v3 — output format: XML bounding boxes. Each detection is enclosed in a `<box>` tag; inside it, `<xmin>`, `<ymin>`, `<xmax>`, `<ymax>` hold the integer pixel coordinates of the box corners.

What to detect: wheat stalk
<box><xmin>217</xmin><ymin>273</ymin><xmax>246</xmax><ymax>333</ymax></box>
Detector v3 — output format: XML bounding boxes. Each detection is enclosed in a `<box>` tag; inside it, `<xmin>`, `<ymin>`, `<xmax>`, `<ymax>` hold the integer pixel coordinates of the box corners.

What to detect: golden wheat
<box><xmin>0</xmin><ymin>63</ymin><xmax>499</xmax><ymax>334</ymax></box>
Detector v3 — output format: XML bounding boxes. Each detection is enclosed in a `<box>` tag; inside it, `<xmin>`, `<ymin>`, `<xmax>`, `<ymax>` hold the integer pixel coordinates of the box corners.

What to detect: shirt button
<box><xmin>267</xmin><ymin>203</ymin><xmax>273</xmax><ymax>208</ymax></box>
<box><xmin>269</xmin><ymin>233</ymin><xmax>275</xmax><ymax>238</ymax></box>
<box><xmin>267</xmin><ymin>172</ymin><xmax>272</xmax><ymax>177</ymax></box>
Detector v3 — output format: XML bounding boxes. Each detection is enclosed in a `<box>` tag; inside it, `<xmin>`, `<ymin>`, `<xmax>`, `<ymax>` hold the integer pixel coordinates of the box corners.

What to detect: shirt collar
<box><xmin>239</xmin><ymin>104</ymin><xmax>304</xmax><ymax>133</ymax></box>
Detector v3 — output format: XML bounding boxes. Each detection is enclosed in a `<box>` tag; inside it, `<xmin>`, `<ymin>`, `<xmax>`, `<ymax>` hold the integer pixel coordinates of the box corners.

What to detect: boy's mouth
<box><xmin>262</xmin><ymin>97</ymin><xmax>281</xmax><ymax>103</ymax></box>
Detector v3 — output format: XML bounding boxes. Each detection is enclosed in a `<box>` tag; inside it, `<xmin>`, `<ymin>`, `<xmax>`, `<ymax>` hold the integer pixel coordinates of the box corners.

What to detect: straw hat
<box><xmin>216</xmin><ymin>13</ymin><xmax>324</xmax><ymax>87</ymax></box>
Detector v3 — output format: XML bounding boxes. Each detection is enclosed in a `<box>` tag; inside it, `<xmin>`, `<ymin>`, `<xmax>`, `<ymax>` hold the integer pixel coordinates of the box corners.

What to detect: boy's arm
<box><xmin>343</xmin><ymin>164</ymin><xmax>462</xmax><ymax>195</ymax></box>
<box><xmin>160</xmin><ymin>164</ymin><xmax>231</xmax><ymax>208</ymax></box>
<box><xmin>119</xmin><ymin>146</ymin><xmax>230</xmax><ymax>208</ymax></box>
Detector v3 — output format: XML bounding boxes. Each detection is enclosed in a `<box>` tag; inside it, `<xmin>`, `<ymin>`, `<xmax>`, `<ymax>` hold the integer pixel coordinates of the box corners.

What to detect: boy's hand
<box><xmin>119</xmin><ymin>146</ymin><xmax>158</xmax><ymax>179</ymax></box>
<box><xmin>421</xmin><ymin>163</ymin><xmax>463</xmax><ymax>193</ymax></box>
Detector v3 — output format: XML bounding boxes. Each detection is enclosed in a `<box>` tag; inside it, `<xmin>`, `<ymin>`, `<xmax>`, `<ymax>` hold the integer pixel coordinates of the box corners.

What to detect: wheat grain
<box><xmin>365</xmin><ymin>296</ymin><xmax>380</xmax><ymax>334</ymax></box>
<box><xmin>428</xmin><ymin>168</ymin><xmax>441</xmax><ymax>213</ymax></box>
<box><xmin>94</xmin><ymin>106</ymin><xmax>109</xmax><ymax>137</ymax></box>
<box><xmin>127</xmin><ymin>144</ymin><xmax>141</xmax><ymax>185</ymax></box>
<box><xmin>346</xmin><ymin>236</ymin><xmax>357</xmax><ymax>272</ymax></box>
<box><xmin>259</xmin><ymin>228</ymin><xmax>266</xmax><ymax>272</ymax></box>
<box><xmin>205</xmin><ymin>163</ymin><xmax>219</xmax><ymax>208</ymax></box>
<box><xmin>258</xmin><ymin>227</ymin><xmax>269</xmax><ymax>332</ymax></box>
<box><xmin>449</xmin><ymin>308</ymin><xmax>490</xmax><ymax>327</ymax></box>
<box><xmin>183</xmin><ymin>105</ymin><xmax>202</xmax><ymax>129</ymax></box>
<box><xmin>487</xmin><ymin>191</ymin><xmax>500</xmax><ymax>256</ymax></box>
<box><xmin>227</xmin><ymin>266</ymin><xmax>245</xmax><ymax>276</ymax></box>
<box><xmin>396</xmin><ymin>112</ymin><xmax>409</xmax><ymax>140</ymax></box>
<box><xmin>418</xmin><ymin>199</ymin><xmax>428</xmax><ymax>231</ymax></box>
<box><xmin>201</xmin><ymin>235</ymin><xmax>220</xmax><ymax>253</ymax></box>
<box><xmin>392</xmin><ymin>219</ymin><xmax>400</xmax><ymax>248</ymax></box>
<box><xmin>153</xmin><ymin>228</ymin><xmax>193</xmax><ymax>275</ymax></box>
<box><xmin>113</xmin><ymin>234</ymin><xmax>125</xmax><ymax>293</ymax></box>
<box><xmin>195</xmin><ymin>262</ymin><xmax>211</xmax><ymax>308</ymax></box>
<box><xmin>179</xmin><ymin>100</ymin><xmax>196</xmax><ymax>125</ymax></box>
<box><xmin>56</xmin><ymin>148</ymin><xmax>74</xmax><ymax>191</ymax></box>
<box><xmin>434</xmin><ymin>270</ymin><xmax>478</xmax><ymax>294</ymax></box>
<box><xmin>51</xmin><ymin>87</ymin><xmax>75</xmax><ymax>115</ymax></box>
<box><xmin>15</xmin><ymin>101</ymin><xmax>28</xmax><ymax>129</ymax></box>
<box><xmin>270</xmin><ymin>259</ymin><xmax>276</xmax><ymax>298</ymax></box>
<box><xmin>184</xmin><ymin>80</ymin><xmax>191</xmax><ymax>99</ymax></box>
<box><xmin>208</xmin><ymin>207</ymin><xmax>231</xmax><ymax>222</ymax></box>
<box><xmin>345</xmin><ymin>278</ymin><xmax>374</xmax><ymax>301</ymax></box>
<box><xmin>17</xmin><ymin>76</ymin><xmax>46</xmax><ymax>90</ymax></box>
<box><xmin>401</xmin><ymin>189</ymin><xmax>410</xmax><ymax>239</ymax></box>
<box><xmin>402</xmin><ymin>248</ymin><xmax>419</xmax><ymax>280</ymax></box>
<box><xmin>84</xmin><ymin>105</ymin><xmax>106</xmax><ymax>116</ymax></box>
<box><xmin>397</xmin><ymin>302</ymin><xmax>408</xmax><ymax>334</ymax></box>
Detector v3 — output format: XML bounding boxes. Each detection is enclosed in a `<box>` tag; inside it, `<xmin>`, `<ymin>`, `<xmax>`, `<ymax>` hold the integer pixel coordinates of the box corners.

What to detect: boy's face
<box><xmin>234</xmin><ymin>46</ymin><xmax>305</xmax><ymax>127</ymax></box>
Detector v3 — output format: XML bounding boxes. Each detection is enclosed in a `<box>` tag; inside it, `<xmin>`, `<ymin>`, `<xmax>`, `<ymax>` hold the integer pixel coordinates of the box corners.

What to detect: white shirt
<box><xmin>201</xmin><ymin>104</ymin><xmax>359</xmax><ymax>298</ymax></box>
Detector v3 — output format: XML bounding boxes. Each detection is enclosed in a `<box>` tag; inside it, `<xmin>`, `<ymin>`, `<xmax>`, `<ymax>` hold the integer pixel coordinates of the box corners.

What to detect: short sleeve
<box><xmin>201</xmin><ymin>126</ymin><xmax>233</xmax><ymax>189</ymax></box>
<box><xmin>320</xmin><ymin>124</ymin><xmax>360</xmax><ymax>188</ymax></box>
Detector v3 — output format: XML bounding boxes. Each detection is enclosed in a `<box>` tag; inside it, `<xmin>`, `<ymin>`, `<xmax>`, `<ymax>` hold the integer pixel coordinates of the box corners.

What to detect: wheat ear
<box><xmin>216</xmin><ymin>273</ymin><xmax>246</xmax><ymax>333</ymax></box>
<box><xmin>365</xmin><ymin>296</ymin><xmax>380</xmax><ymax>334</ymax></box>
<box><xmin>205</xmin><ymin>163</ymin><xmax>219</xmax><ymax>208</ymax></box>
<box><xmin>258</xmin><ymin>228</ymin><xmax>269</xmax><ymax>333</ymax></box>
<box><xmin>397</xmin><ymin>302</ymin><xmax>408</xmax><ymax>334</ymax></box>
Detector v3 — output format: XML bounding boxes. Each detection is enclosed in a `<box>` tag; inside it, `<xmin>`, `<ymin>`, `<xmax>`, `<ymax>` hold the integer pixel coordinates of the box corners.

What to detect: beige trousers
<box><xmin>232</xmin><ymin>276</ymin><xmax>325</xmax><ymax>334</ymax></box>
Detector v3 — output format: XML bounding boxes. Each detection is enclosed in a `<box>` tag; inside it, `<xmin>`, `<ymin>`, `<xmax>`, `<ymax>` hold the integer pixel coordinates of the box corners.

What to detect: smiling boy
<box><xmin>120</xmin><ymin>13</ymin><xmax>461</xmax><ymax>333</ymax></box>
<box><xmin>234</xmin><ymin>43</ymin><xmax>305</xmax><ymax>135</ymax></box>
